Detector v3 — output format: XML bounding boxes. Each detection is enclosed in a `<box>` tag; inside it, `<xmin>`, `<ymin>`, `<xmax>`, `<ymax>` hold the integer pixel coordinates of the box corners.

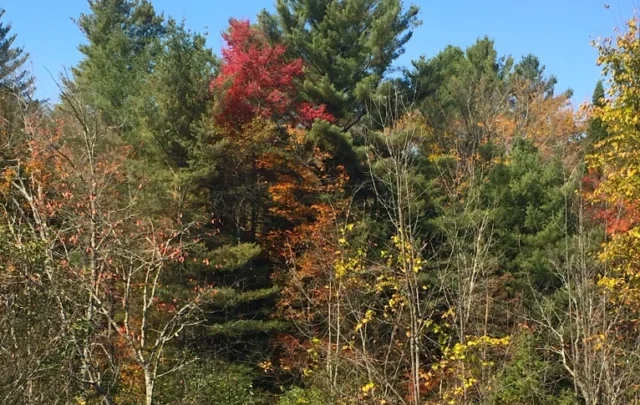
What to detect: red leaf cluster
<box><xmin>583</xmin><ymin>172</ymin><xmax>640</xmax><ymax>235</ymax></box>
<box><xmin>211</xmin><ymin>19</ymin><xmax>334</xmax><ymax>127</ymax></box>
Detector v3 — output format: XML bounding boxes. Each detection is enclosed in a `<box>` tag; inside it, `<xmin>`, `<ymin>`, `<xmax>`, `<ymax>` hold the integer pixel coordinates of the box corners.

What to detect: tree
<box><xmin>363</xmin><ymin>110</ymin><xmax>434</xmax><ymax>404</ymax></box>
<box><xmin>588</xmin><ymin>18</ymin><xmax>640</xmax><ymax>304</ymax></box>
<box><xmin>72</xmin><ymin>2</ymin><xmax>221</xmax><ymax>171</ymax></box>
<box><xmin>261</xmin><ymin>0</ymin><xmax>420</xmax><ymax>129</ymax></box>
<box><xmin>407</xmin><ymin>42</ymin><xmax>581</xmax><ymax>403</ymax></box>
<box><xmin>72</xmin><ymin>0</ymin><xmax>165</xmax><ymax>133</ymax></box>
<box><xmin>409</xmin><ymin>38</ymin><xmax>514</xmax><ymax>160</ymax></box>
<box><xmin>534</xmin><ymin>194</ymin><xmax>638</xmax><ymax>405</ymax></box>
<box><xmin>488</xmin><ymin>330</ymin><xmax>575</xmax><ymax>405</ymax></box>
<box><xmin>0</xmin><ymin>8</ymin><xmax>33</xmax><ymax>95</ymax></box>
<box><xmin>139</xmin><ymin>19</ymin><xmax>217</xmax><ymax>168</ymax></box>
<box><xmin>211</xmin><ymin>19</ymin><xmax>332</xmax><ymax>128</ymax></box>
<box><xmin>0</xmin><ymin>8</ymin><xmax>35</xmax><ymax>157</ymax></box>
<box><xmin>488</xmin><ymin>139</ymin><xmax>577</xmax><ymax>292</ymax></box>
<box><xmin>585</xmin><ymin>80</ymin><xmax>608</xmax><ymax>153</ymax></box>
<box><xmin>201</xmin><ymin>18</ymin><xmax>341</xmax><ymax>392</ymax></box>
<box><xmin>410</xmin><ymin>39</ymin><xmax>578</xmax><ymax>162</ymax></box>
<box><xmin>0</xmin><ymin>96</ymin><xmax>76</xmax><ymax>404</ymax></box>
<box><xmin>513</xmin><ymin>54</ymin><xmax>558</xmax><ymax>98</ymax></box>
<box><xmin>0</xmin><ymin>81</ymin><xmax>231</xmax><ymax>405</ymax></box>
<box><xmin>579</xmin><ymin>19</ymin><xmax>640</xmax><ymax>404</ymax></box>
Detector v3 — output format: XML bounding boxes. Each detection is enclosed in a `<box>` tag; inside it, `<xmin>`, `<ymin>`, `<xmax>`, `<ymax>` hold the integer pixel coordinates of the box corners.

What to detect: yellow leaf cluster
<box><xmin>589</xmin><ymin>17</ymin><xmax>640</xmax><ymax>309</ymax></box>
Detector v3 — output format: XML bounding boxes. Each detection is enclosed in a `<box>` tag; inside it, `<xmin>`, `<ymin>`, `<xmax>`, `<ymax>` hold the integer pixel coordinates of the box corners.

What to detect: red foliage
<box><xmin>583</xmin><ymin>172</ymin><xmax>640</xmax><ymax>235</ymax></box>
<box><xmin>592</xmin><ymin>202</ymin><xmax>640</xmax><ymax>235</ymax></box>
<box><xmin>211</xmin><ymin>19</ymin><xmax>334</xmax><ymax>127</ymax></box>
<box><xmin>297</xmin><ymin>102</ymin><xmax>335</xmax><ymax>127</ymax></box>
<box><xmin>209</xmin><ymin>20</ymin><xmax>343</xmax><ymax>381</ymax></box>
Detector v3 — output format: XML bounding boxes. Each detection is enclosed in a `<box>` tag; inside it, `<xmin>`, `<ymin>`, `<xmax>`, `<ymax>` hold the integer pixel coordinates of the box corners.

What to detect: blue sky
<box><xmin>3</xmin><ymin>0</ymin><xmax>638</xmax><ymax>103</ymax></box>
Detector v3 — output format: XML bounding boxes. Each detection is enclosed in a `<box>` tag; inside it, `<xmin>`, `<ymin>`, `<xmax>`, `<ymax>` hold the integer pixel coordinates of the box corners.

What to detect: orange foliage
<box><xmin>492</xmin><ymin>85</ymin><xmax>582</xmax><ymax>157</ymax></box>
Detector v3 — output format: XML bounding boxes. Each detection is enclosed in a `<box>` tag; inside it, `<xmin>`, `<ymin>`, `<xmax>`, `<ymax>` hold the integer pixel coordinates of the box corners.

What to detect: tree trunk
<box><xmin>144</xmin><ymin>369</ymin><xmax>154</xmax><ymax>405</ymax></box>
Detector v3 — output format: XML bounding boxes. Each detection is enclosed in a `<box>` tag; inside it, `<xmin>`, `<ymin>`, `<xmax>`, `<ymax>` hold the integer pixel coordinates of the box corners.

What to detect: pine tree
<box><xmin>409</xmin><ymin>38</ymin><xmax>514</xmax><ymax>158</ymax></box>
<box><xmin>139</xmin><ymin>18</ymin><xmax>217</xmax><ymax>168</ymax></box>
<box><xmin>0</xmin><ymin>8</ymin><xmax>35</xmax><ymax>167</ymax></box>
<box><xmin>260</xmin><ymin>0</ymin><xmax>419</xmax><ymax>130</ymax></box>
<box><xmin>0</xmin><ymin>9</ymin><xmax>33</xmax><ymax>95</ymax></box>
<box><xmin>513</xmin><ymin>54</ymin><xmax>558</xmax><ymax>97</ymax></box>
<box><xmin>72</xmin><ymin>0</ymin><xmax>165</xmax><ymax>131</ymax></box>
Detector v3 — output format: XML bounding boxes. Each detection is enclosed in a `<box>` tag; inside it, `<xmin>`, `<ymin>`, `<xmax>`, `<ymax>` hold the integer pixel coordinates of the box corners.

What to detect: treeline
<box><xmin>0</xmin><ymin>1</ymin><xmax>639</xmax><ymax>404</ymax></box>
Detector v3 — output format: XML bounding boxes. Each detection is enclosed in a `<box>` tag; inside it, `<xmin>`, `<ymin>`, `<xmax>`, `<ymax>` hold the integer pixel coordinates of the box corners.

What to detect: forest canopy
<box><xmin>0</xmin><ymin>1</ymin><xmax>638</xmax><ymax>404</ymax></box>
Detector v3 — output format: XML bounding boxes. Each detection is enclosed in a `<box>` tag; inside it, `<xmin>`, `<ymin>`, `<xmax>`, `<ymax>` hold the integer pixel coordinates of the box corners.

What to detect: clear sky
<box><xmin>3</xmin><ymin>0</ymin><xmax>638</xmax><ymax>103</ymax></box>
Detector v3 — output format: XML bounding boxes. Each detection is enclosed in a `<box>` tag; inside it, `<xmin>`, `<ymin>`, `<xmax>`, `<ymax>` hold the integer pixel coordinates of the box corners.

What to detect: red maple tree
<box><xmin>211</xmin><ymin>19</ymin><xmax>333</xmax><ymax>127</ymax></box>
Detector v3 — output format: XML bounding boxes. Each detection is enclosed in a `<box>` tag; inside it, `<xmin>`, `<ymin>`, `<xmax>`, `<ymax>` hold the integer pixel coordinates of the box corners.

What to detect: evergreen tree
<box><xmin>72</xmin><ymin>0</ymin><xmax>165</xmax><ymax>132</ymax></box>
<box><xmin>139</xmin><ymin>19</ymin><xmax>217</xmax><ymax>168</ymax></box>
<box><xmin>172</xmin><ymin>230</ymin><xmax>283</xmax><ymax>394</ymax></box>
<box><xmin>0</xmin><ymin>9</ymin><xmax>33</xmax><ymax>95</ymax></box>
<box><xmin>72</xmin><ymin>2</ymin><xmax>220</xmax><ymax>170</ymax></box>
<box><xmin>513</xmin><ymin>54</ymin><xmax>558</xmax><ymax>97</ymax></box>
<box><xmin>592</xmin><ymin>79</ymin><xmax>605</xmax><ymax>107</ymax></box>
<box><xmin>409</xmin><ymin>38</ymin><xmax>514</xmax><ymax>157</ymax></box>
<box><xmin>0</xmin><ymin>8</ymin><xmax>35</xmax><ymax>166</ymax></box>
<box><xmin>586</xmin><ymin>80</ymin><xmax>608</xmax><ymax>152</ymax></box>
<box><xmin>488</xmin><ymin>138</ymin><xmax>577</xmax><ymax>292</ymax></box>
<box><xmin>260</xmin><ymin>0</ymin><xmax>419</xmax><ymax>129</ymax></box>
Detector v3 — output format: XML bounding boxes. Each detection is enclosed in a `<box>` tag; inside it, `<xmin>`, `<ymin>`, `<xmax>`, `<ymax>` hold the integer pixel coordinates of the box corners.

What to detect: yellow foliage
<box><xmin>361</xmin><ymin>382</ymin><xmax>375</xmax><ymax>396</ymax></box>
<box><xmin>589</xmin><ymin>17</ymin><xmax>640</xmax><ymax>311</ymax></box>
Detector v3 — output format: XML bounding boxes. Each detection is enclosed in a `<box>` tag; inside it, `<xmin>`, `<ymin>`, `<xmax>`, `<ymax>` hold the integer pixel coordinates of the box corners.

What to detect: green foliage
<box><xmin>278</xmin><ymin>386</ymin><xmax>326</xmax><ymax>405</ymax></box>
<box><xmin>203</xmin><ymin>243</ymin><xmax>263</xmax><ymax>272</ymax></box>
<box><xmin>409</xmin><ymin>38</ymin><xmax>512</xmax><ymax>155</ymax></box>
<box><xmin>73</xmin><ymin>0</ymin><xmax>217</xmax><ymax>170</ymax></box>
<box><xmin>0</xmin><ymin>8</ymin><xmax>35</xmax><ymax>144</ymax></box>
<box><xmin>0</xmin><ymin>9</ymin><xmax>33</xmax><ymax>95</ymax></box>
<box><xmin>73</xmin><ymin>0</ymin><xmax>165</xmax><ymax>130</ymax></box>
<box><xmin>262</xmin><ymin>0</ymin><xmax>420</xmax><ymax>128</ymax></box>
<box><xmin>208</xmin><ymin>286</ymin><xmax>280</xmax><ymax>307</ymax></box>
<box><xmin>208</xmin><ymin>319</ymin><xmax>289</xmax><ymax>337</ymax></box>
<box><xmin>156</xmin><ymin>359</ymin><xmax>265</xmax><ymax>405</ymax></box>
<box><xmin>514</xmin><ymin>53</ymin><xmax>558</xmax><ymax>97</ymax></box>
<box><xmin>138</xmin><ymin>19</ymin><xmax>217</xmax><ymax>168</ymax></box>
<box><xmin>490</xmin><ymin>139</ymin><xmax>577</xmax><ymax>291</ymax></box>
<box><xmin>488</xmin><ymin>332</ymin><xmax>576</xmax><ymax>405</ymax></box>
<box><xmin>585</xmin><ymin>80</ymin><xmax>609</xmax><ymax>152</ymax></box>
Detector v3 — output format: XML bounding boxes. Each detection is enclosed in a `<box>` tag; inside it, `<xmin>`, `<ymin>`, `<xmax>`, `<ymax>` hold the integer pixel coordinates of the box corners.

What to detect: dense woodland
<box><xmin>1</xmin><ymin>1</ymin><xmax>639</xmax><ymax>404</ymax></box>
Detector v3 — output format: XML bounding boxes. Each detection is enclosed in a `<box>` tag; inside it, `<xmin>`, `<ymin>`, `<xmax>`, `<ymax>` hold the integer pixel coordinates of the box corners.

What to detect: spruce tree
<box><xmin>489</xmin><ymin>138</ymin><xmax>576</xmax><ymax>292</ymax></box>
<box><xmin>586</xmin><ymin>80</ymin><xmax>608</xmax><ymax>151</ymax></box>
<box><xmin>0</xmin><ymin>8</ymin><xmax>34</xmax><ymax>162</ymax></box>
